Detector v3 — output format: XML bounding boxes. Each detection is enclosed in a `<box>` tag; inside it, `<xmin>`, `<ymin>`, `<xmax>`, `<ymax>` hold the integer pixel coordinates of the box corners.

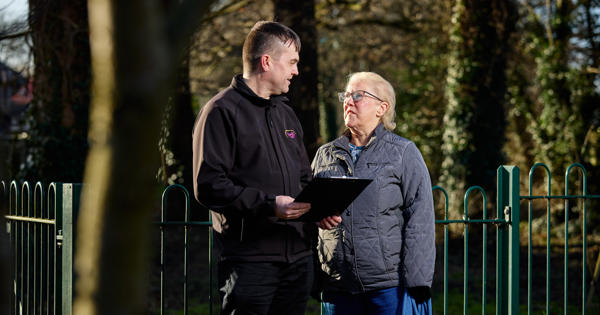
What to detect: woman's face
<box><xmin>343</xmin><ymin>80</ymin><xmax>386</xmax><ymax>133</ymax></box>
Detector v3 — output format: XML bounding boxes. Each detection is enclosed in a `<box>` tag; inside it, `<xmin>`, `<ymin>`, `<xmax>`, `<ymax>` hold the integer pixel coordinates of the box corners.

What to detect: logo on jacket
<box><xmin>284</xmin><ymin>129</ymin><xmax>296</xmax><ymax>139</ymax></box>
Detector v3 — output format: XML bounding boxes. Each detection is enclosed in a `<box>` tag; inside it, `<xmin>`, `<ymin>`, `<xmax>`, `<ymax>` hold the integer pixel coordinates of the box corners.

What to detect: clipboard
<box><xmin>294</xmin><ymin>177</ymin><xmax>373</xmax><ymax>222</ymax></box>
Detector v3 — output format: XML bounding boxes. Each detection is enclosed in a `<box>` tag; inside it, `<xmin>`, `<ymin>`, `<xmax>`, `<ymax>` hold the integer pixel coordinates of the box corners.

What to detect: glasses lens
<box><xmin>351</xmin><ymin>91</ymin><xmax>364</xmax><ymax>102</ymax></box>
<box><xmin>338</xmin><ymin>91</ymin><xmax>367</xmax><ymax>103</ymax></box>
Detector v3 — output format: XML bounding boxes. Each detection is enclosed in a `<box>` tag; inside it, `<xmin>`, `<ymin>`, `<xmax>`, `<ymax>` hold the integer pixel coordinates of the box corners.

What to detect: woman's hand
<box><xmin>318</xmin><ymin>215</ymin><xmax>342</xmax><ymax>230</ymax></box>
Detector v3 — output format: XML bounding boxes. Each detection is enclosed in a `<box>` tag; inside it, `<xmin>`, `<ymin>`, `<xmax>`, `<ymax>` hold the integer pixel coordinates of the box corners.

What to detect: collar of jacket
<box><xmin>333</xmin><ymin>123</ymin><xmax>387</xmax><ymax>151</ymax></box>
<box><xmin>230</xmin><ymin>74</ymin><xmax>289</xmax><ymax>108</ymax></box>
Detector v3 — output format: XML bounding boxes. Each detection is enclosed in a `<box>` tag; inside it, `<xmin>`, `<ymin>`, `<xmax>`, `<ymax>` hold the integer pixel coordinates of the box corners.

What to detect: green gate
<box><xmin>1</xmin><ymin>181</ymin><xmax>80</xmax><ymax>315</ymax></box>
<box><xmin>2</xmin><ymin>163</ymin><xmax>600</xmax><ymax>314</ymax></box>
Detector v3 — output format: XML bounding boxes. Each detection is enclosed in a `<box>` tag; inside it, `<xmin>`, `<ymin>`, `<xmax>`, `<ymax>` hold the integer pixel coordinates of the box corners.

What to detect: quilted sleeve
<box><xmin>400</xmin><ymin>142</ymin><xmax>436</xmax><ymax>288</ymax></box>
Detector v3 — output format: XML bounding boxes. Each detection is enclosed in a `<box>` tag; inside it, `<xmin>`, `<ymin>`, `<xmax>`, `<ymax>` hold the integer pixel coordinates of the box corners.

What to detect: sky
<box><xmin>0</xmin><ymin>0</ymin><xmax>28</xmax><ymax>21</ymax></box>
<box><xmin>0</xmin><ymin>0</ymin><xmax>30</xmax><ymax>72</ymax></box>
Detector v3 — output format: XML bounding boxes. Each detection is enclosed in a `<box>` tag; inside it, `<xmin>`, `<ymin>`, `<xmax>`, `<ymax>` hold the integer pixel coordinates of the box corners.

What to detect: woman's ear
<box><xmin>377</xmin><ymin>102</ymin><xmax>389</xmax><ymax>117</ymax></box>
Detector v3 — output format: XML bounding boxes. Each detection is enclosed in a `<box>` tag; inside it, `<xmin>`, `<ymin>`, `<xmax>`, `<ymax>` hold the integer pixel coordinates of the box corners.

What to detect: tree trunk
<box><xmin>23</xmin><ymin>0</ymin><xmax>91</xmax><ymax>182</ymax></box>
<box><xmin>157</xmin><ymin>51</ymin><xmax>200</xmax><ymax>220</ymax></box>
<box><xmin>73</xmin><ymin>1</ymin><xmax>215</xmax><ymax>314</ymax></box>
<box><xmin>170</xmin><ymin>53</ymin><xmax>194</xmax><ymax>191</ymax></box>
<box><xmin>439</xmin><ymin>0</ymin><xmax>516</xmax><ymax>217</ymax></box>
<box><xmin>273</xmin><ymin>0</ymin><xmax>321</xmax><ymax>159</ymax></box>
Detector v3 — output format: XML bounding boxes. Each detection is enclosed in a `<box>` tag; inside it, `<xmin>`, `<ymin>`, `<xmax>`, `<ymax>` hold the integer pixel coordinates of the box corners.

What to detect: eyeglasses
<box><xmin>338</xmin><ymin>90</ymin><xmax>384</xmax><ymax>103</ymax></box>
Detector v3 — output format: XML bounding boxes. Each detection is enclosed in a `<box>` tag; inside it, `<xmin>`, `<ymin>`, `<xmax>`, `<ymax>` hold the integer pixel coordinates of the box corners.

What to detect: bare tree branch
<box><xmin>0</xmin><ymin>29</ymin><xmax>30</xmax><ymax>40</ymax></box>
<box><xmin>0</xmin><ymin>19</ymin><xmax>29</xmax><ymax>41</ymax></box>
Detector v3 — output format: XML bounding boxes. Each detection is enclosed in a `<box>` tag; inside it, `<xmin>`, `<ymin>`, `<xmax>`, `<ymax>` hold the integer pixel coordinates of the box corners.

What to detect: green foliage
<box><xmin>4</xmin><ymin>0</ymin><xmax>596</xmax><ymax>197</ymax></box>
<box><xmin>315</xmin><ymin>0</ymin><xmax>451</xmax><ymax>179</ymax></box>
<box><xmin>532</xmin><ymin>44</ymin><xmax>583</xmax><ymax>176</ymax></box>
<box><xmin>506</xmin><ymin>0</ymin><xmax>600</xmax><ymax>207</ymax></box>
<box><xmin>157</xmin><ymin>97</ymin><xmax>186</xmax><ymax>185</ymax></box>
<box><xmin>188</xmin><ymin>0</ymin><xmax>599</xmax><ymax>220</ymax></box>
<box><xmin>393</xmin><ymin>16</ymin><xmax>449</xmax><ymax>181</ymax></box>
<box><xmin>439</xmin><ymin>0</ymin><xmax>471</xmax><ymax>211</ymax></box>
<box><xmin>439</xmin><ymin>0</ymin><xmax>514</xmax><ymax>213</ymax></box>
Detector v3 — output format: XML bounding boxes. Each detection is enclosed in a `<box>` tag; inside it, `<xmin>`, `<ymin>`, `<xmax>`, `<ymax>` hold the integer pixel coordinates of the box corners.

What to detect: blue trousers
<box><xmin>322</xmin><ymin>287</ymin><xmax>432</xmax><ymax>315</ymax></box>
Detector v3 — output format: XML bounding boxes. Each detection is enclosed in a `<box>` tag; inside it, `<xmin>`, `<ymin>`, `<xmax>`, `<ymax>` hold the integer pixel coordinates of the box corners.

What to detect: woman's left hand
<box><xmin>318</xmin><ymin>215</ymin><xmax>342</xmax><ymax>230</ymax></box>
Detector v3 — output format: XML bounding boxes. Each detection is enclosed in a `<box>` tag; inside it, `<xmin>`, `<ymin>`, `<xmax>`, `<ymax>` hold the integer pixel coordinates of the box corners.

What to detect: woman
<box><xmin>312</xmin><ymin>72</ymin><xmax>435</xmax><ymax>314</ymax></box>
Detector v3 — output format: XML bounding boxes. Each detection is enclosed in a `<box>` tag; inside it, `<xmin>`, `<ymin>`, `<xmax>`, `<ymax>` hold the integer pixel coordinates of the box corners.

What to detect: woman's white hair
<box><xmin>347</xmin><ymin>72</ymin><xmax>396</xmax><ymax>131</ymax></box>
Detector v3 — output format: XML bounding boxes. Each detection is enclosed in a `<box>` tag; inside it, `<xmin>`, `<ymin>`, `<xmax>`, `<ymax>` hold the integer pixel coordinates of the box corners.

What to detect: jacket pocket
<box><xmin>378</xmin><ymin>211</ymin><xmax>402</xmax><ymax>272</ymax></box>
<box><xmin>318</xmin><ymin>228</ymin><xmax>342</xmax><ymax>279</ymax></box>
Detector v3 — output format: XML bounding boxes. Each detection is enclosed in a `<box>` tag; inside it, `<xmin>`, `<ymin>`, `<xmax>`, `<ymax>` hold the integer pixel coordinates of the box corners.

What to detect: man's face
<box><xmin>267</xmin><ymin>42</ymin><xmax>299</xmax><ymax>95</ymax></box>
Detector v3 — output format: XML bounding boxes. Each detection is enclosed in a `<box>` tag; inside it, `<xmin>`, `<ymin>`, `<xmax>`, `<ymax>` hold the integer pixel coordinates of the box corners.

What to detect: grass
<box><xmin>157</xmin><ymin>290</ymin><xmax>600</xmax><ymax>315</ymax></box>
<box><xmin>432</xmin><ymin>289</ymin><xmax>600</xmax><ymax>314</ymax></box>
<box><xmin>156</xmin><ymin>297</ymin><xmax>322</xmax><ymax>315</ymax></box>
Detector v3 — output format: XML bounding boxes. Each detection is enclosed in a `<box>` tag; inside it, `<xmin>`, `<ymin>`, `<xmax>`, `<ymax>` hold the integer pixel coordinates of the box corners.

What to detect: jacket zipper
<box><xmin>266</xmin><ymin>107</ymin><xmax>291</xmax><ymax>260</ymax></box>
<box><xmin>240</xmin><ymin>218</ymin><xmax>244</xmax><ymax>242</ymax></box>
<box><xmin>266</xmin><ymin>108</ymin><xmax>287</xmax><ymax>191</ymax></box>
<box><xmin>339</xmin><ymin>147</ymin><xmax>366</xmax><ymax>291</ymax></box>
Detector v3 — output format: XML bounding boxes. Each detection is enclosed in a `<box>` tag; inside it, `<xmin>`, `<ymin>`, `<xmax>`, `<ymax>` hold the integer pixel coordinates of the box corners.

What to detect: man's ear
<box><xmin>377</xmin><ymin>102</ymin><xmax>389</xmax><ymax>117</ymax></box>
<box><xmin>260</xmin><ymin>54</ymin><xmax>271</xmax><ymax>72</ymax></box>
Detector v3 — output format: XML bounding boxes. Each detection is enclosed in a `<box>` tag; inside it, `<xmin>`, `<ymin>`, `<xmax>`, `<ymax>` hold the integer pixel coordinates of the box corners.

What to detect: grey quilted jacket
<box><xmin>312</xmin><ymin>124</ymin><xmax>435</xmax><ymax>294</ymax></box>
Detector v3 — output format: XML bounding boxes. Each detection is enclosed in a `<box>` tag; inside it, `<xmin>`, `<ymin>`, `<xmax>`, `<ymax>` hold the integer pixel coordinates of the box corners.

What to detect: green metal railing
<box><xmin>158</xmin><ymin>184</ymin><xmax>214</xmax><ymax>315</ymax></box>
<box><xmin>433</xmin><ymin>164</ymin><xmax>600</xmax><ymax>315</ymax></box>
<box><xmin>3</xmin><ymin>163</ymin><xmax>599</xmax><ymax>314</ymax></box>
<box><xmin>520</xmin><ymin>162</ymin><xmax>600</xmax><ymax>315</ymax></box>
<box><xmin>433</xmin><ymin>166</ymin><xmax>518</xmax><ymax>315</ymax></box>
<box><xmin>1</xmin><ymin>181</ymin><xmax>80</xmax><ymax>315</ymax></box>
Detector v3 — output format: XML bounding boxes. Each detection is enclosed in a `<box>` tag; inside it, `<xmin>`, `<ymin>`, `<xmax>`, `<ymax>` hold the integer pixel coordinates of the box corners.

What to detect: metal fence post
<box><xmin>497</xmin><ymin>166</ymin><xmax>520</xmax><ymax>315</ymax></box>
<box><xmin>57</xmin><ymin>183</ymin><xmax>81</xmax><ymax>315</ymax></box>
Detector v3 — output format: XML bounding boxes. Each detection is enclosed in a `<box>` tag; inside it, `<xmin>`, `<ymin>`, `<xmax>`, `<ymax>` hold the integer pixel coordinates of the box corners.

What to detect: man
<box><xmin>192</xmin><ymin>21</ymin><xmax>314</xmax><ymax>314</ymax></box>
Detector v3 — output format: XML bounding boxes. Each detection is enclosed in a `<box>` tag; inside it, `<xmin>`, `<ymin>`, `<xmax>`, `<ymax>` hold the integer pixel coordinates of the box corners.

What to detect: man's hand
<box><xmin>318</xmin><ymin>215</ymin><xmax>342</xmax><ymax>230</ymax></box>
<box><xmin>274</xmin><ymin>195</ymin><xmax>311</xmax><ymax>220</ymax></box>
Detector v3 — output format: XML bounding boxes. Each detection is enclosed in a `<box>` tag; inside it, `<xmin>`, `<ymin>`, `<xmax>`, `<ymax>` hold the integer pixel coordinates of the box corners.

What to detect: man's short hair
<box><xmin>242</xmin><ymin>21</ymin><xmax>301</xmax><ymax>74</ymax></box>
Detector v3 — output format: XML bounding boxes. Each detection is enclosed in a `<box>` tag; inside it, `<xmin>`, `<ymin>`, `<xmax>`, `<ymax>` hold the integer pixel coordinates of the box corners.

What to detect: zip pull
<box><xmin>240</xmin><ymin>218</ymin><xmax>244</xmax><ymax>242</ymax></box>
<box><xmin>266</xmin><ymin>108</ymin><xmax>274</xmax><ymax>127</ymax></box>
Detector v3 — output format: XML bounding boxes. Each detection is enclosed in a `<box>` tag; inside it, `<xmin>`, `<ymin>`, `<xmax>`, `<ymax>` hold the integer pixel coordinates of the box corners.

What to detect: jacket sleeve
<box><xmin>399</xmin><ymin>142</ymin><xmax>436</xmax><ymax>288</ymax></box>
<box><xmin>192</xmin><ymin>104</ymin><xmax>274</xmax><ymax>217</ymax></box>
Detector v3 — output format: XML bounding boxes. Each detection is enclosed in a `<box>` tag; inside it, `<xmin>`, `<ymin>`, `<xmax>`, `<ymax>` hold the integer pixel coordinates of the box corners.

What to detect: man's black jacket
<box><xmin>192</xmin><ymin>75</ymin><xmax>314</xmax><ymax>262</ymax></box>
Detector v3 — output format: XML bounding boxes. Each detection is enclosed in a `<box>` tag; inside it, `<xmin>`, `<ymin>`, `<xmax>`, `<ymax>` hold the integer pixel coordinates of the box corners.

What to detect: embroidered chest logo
<box><xmin>284</xmin><ymin>129</ymin><xmax>296</xmax><ymax>139</ymax></box>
